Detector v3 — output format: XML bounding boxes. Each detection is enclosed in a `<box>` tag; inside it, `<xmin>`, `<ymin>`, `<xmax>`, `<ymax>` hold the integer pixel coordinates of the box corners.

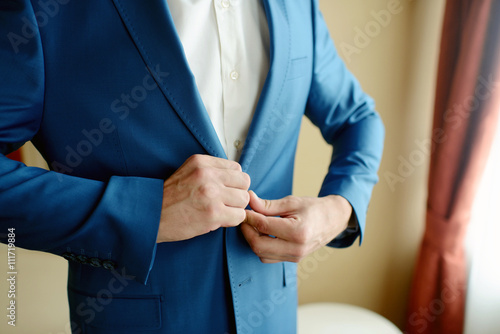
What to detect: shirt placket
<box><xmin>213</xmin><ymin>0</ymin><xmax>243</xmax><ymax>161</ymax></box>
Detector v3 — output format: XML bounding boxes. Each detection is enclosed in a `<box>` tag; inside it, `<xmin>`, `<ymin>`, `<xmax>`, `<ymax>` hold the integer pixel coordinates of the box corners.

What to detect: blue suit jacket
<box><xmin>0</xmin><ymin>0</ymin><xmax>384</xmax><ymax>333</ymax></box>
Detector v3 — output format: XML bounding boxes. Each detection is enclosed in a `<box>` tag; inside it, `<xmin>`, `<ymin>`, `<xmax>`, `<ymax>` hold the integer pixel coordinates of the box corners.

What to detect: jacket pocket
<box><xmin>68</xmin><ymin>288</ymin><xmax>162</xmax><ymax>332</ymax></box>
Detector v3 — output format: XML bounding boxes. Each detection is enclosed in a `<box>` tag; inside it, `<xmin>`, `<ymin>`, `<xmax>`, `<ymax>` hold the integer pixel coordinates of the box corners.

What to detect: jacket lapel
<box><xmin>111</xmin><ymin>0</ymin><xmax>227</xmax><ymax>158</ymax></box>
<box><xmin>111</xmin><ymin>0</ymin><xmax>290</xmax><ymax>165</ymax></box>
<box><xmin>239</xmin><ymin>0</ymin><xmax>291</xmax><ymax>171</ymax></box>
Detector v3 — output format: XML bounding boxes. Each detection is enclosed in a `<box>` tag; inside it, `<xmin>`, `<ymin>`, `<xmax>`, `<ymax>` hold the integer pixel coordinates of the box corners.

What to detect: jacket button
<box><xmin>76</xmin><ymin>255</ymin><xmax>88</xmax><ymax>264</ymax></box>
<box><xmin>88</xmin><ymin>258</ymin><xmax>102</xmax><ymax>268</ymax></box>
<box><xmin>102</xmin><ymin>260</ymin><xmax>116</xmax><ymax>271</ymax></box>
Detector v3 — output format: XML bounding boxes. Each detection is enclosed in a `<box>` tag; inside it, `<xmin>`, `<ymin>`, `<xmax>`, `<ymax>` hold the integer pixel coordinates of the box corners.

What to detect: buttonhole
<box><xmin>238</xmin><ymin>277</ymin><xmax>252</xmax><ymax>287</ymax></box>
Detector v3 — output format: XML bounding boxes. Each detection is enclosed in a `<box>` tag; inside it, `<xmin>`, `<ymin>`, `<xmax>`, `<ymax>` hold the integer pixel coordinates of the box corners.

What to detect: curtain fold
<box><xmin>405</xmin><ymin>0</ymin><xmax>500</xmax><ymax>333</ymax></box>
<box><xmin>6</xmin><ymin>149</ymin><xmax>22</xmax><ymax>162</ymax></box>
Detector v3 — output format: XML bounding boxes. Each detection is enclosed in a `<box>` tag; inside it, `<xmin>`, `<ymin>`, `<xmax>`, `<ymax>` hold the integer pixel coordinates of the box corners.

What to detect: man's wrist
<box><xmin>324</xmin><ymin>194</ymin><xmax>352</xmax><ymax>231</ymax></box>
<box><xmin>324</xmin><ymin>194</ymin><xmax>358</xmax><ymax>240</ymax></box>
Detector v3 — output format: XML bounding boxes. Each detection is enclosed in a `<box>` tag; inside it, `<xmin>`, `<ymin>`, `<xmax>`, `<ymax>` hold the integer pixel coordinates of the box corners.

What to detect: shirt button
<box><xmin>230</xmin><ymin>71</ymin><xmax>239</xmax><ymax>80</ymax></box>
<box><xmin>221</xmin><ymin>0</ymin><xmax>230</xmax><ymax>8</ymax></box>
<box><xmin>234</xmin><ymin>139</ymin><xmax>242</xmax><ymax>150</ymax></box>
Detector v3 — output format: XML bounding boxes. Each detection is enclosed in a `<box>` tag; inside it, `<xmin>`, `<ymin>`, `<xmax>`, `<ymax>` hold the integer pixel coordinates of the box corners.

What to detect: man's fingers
<box><xmin>259</xmin><ymin>258</ymin><xmax>282</xmax><ymax>264</ymax></box>
<box><xmin>222</xmin><ymin>188</ymin><xmax>250</xmax><ymax>208</ymax></box>
<box><xmin>219</xmin><ymin>207</ymin><xmax>247</xmax><ymax>228</ymax></box>
<box><xmin>185</xmin><ymin>157</ymin><xmax>250</xmax><ymax>190</ymax></box>
<box><xmin>219</xmin><ymin>169</ymin><xmax>251</xmax><ymax>190</ymax></box>
<box><xmin>240</xmin><ymin>223</ymin><xmax>305</xmax><ymax>262</ymax></box>
<box><xmin>186</xmin><ymin>154</ymin><xmax>243</xmax><ymax>171</ymax></box>
<box><xmin>248</xmin><ymin>191</ymin><xmax>298</xmax><ymax>216</ymax></box>
<box><xmin>159</xmin><ymin>154</ymin><xmax>250</xmax><ymax>242</ymax></box>
<box><xmin>244</xmin><ymin>210</ymin><xmax>297</xmax><ymax>241</ymax></box>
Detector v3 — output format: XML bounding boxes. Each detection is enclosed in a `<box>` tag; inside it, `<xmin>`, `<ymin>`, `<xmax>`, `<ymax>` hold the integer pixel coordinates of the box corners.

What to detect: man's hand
<box><xmin>241</xmin><ymin>191</ymin><xmax>352</xmax><ymax>263</ymax></box>
<box><xmin>157</xmin><ymin>154</ymin><xmax>251</xmax><ymax>243</ymax></box>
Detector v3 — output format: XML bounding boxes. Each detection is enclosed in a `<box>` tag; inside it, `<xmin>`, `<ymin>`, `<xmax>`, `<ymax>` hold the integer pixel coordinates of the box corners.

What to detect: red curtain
<box><xmin>405</xmin><ymin>0</ymin><xmax>500</xmax><ymax>333</ymax></box>
<box><xmin>6</xmin><ymin>149</ymin><xmax>22</xmax><ymax>162</ymax></box>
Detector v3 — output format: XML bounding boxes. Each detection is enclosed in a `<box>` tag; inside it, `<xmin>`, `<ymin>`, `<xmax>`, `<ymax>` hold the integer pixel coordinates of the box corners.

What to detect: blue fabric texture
<box><xmin>0</xmin><ymin>0</ymin><xmax>384</xmax><ymax>333</ymax></box>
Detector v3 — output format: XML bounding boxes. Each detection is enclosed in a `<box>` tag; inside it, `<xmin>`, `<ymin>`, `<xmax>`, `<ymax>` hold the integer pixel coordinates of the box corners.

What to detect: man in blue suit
<box><xmin>0</xmin><ymin>0</ymin><xmax>384</xmax><ymax>333</ymax></box>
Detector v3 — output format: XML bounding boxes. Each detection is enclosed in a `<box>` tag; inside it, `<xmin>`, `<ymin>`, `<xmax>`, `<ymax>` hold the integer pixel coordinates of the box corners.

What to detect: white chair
<box><xmin>298</xmin><ymin>302</ymin><xmax>402</xmax><ymax>334</ymax></box>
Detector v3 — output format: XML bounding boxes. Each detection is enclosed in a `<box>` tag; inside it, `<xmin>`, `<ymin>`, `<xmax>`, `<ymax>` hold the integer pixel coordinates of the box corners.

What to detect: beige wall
<box><xmin>0</xmin><ymin>0</ymin><xmax>444</xmax><ymax>332</ymax></box>
<box><xmin>296</xmin><ymin>0</ymin><xmax>445</xmax><ymax>328</ymax></box>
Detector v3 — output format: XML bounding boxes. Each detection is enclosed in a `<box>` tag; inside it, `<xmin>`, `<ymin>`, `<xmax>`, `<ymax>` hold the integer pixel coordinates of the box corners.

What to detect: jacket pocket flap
<box><xmin>69</xmin><ymin>289</ymin><xmax>162</xmax><ymax>331</ymax></box>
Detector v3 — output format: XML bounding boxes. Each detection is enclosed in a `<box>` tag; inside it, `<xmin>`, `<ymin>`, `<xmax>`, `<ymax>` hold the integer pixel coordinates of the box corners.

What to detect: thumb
<box><xmin>248</xmin><ymin>191</ymin><xmax>295</xmax><ymax>216</ymax></box>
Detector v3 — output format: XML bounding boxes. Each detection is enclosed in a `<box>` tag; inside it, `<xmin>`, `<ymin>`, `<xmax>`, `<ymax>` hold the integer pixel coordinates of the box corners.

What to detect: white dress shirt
<box><xmin>166</xmin><ymin>0</ymin><xmax>270</xmax><ymax>161</ymax></box>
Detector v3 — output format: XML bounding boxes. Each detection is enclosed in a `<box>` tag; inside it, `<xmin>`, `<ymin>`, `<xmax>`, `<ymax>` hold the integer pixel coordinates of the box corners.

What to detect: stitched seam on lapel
<box><xmin>225</xmin><ymin>229</ymin><xmax>240</xmax><ymax>330</ymax></box>
<box><xmin>243</xmin><ymin>0</ymin><xmax>292</xmax><ymax>171</ymax></box>
<box><xmin>112</xmin><ymin>0</ymin><xmax>218</xmax><ymax>156</ymax></box>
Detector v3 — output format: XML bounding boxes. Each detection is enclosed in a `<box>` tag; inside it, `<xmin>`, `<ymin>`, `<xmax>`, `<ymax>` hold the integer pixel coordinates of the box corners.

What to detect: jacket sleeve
<box><xmin>305</xmin><ymin>0</ymin><xmax>385</xmax><ymax>248</ymax></box>
<box><xmin>0</xmin><ymin>1</ymin><xmax>163</xmax><ymax>284</ymax></box>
